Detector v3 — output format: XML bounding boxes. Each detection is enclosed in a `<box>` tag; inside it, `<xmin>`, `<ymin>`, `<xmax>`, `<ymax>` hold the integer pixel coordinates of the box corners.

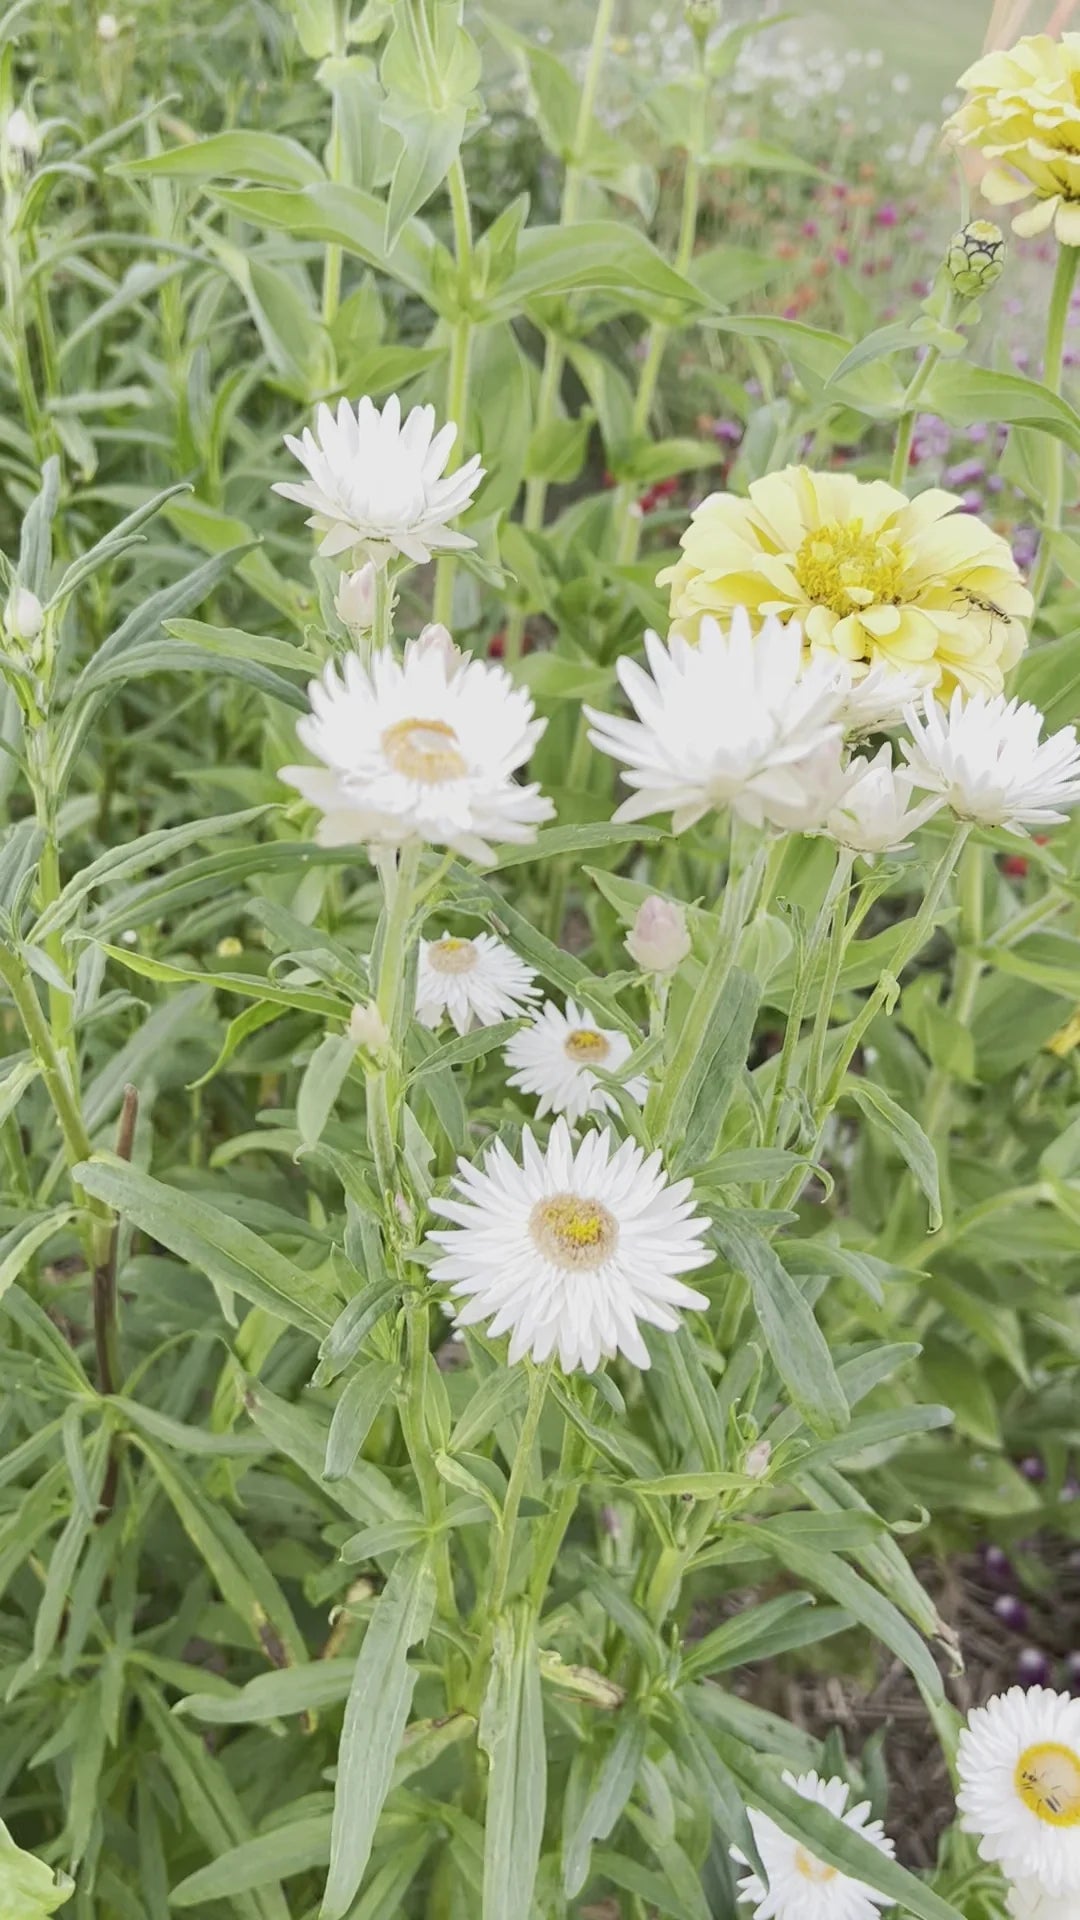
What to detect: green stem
<box><xmin>922</xmin><ymin>836</ymin><xmax>984</xmax><ymax>1149</ymax></box>
<box><xmin>320</xmin><ymin>0</ymin><xmax>349</xmax><ymax>325</ymax></box>
<box><xmin>527</xmin><ymin>1418</ymin><xmax>589</xmax><ymax>1610</ymax></box>
<box><xmin>763</xmin><ymin>848</ymin><xmax>852</xmax><ymax>1152</ymax></box>
<box><xmin>432</xmin><ymin>161</ymin><xmax>474</xmax><ymax>631</ymax></box>
<box><xmin>889</xmin><ymin>347</ymin><xmax>941</xmax><ymax>490</ymax></box>
<box><xmin>488</xmin><ymin>1359</ymin><xmax>553</xmax><ymax>1618</ymax></box>
<box><xmin>504</xmin><ymin>0</ymin><xmax>617</xmax><ymax>663</ymax></box>
<box><xmin>805</xmin><ymin>851</ymin><xmax>855</xmax><ymax>1111</ymax></box>
<box><xmin>1030</xmin><ymin>243</ymin><xmax>1080</xmax><ymax>611</ymax></box>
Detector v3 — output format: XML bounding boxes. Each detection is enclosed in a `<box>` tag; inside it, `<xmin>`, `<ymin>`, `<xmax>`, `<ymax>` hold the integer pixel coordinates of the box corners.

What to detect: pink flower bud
<box><xmin>333</xmin><ymin>563</ymin><xmax>376</xmax><ymax>632</ymax></box>
<box><xmin>405</xmin><ymin>622</ymin><xmax>464</xmax><ymax>674</ymax></box>
<box><xmin>745</xmin><ymin>1439</ymin><xmax>772</xmax><ymax>1479</ymax></box>
<box><xmin>625</xmin><ymin>896</ymin><xmax>690</xmax><ymax>974</ymax></box>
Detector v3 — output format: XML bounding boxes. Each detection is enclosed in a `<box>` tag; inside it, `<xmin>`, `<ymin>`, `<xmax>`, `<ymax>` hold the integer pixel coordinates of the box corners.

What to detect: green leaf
<box><xmin>324</xmin><ymin>1357</ymin><xmax>398</xmax><ymax>1480</ymax></box>
<box><xmin>709</xmin><ymin>136</ymin><xmax>826</xmax><ymax>179</ymax></box>
<box><xmin>842</xmin><ymin>1077</ymin><xmax>942</xmax><ymax>1230</ymax></box>
<box><xmin>0</xmin><ymin>1208</ymin><xmax>76</xmax><ymax>1306</ymax></box>
<box><xmin>171</xmin><ymin>1817</ymin><xmax>332</xmax><ymax>1906</ymax></box>
<box><xmin>31</xmin><ymin>806</ymin><xmax>272</xmax><ymax>941</ymax></box>
<box><xmin>73</xmin><ymin>545</ymin><xmax>251</xmax><ymax>696</ymax></box>
<box><xmin>383</xmin><ymin>99</ymin><xmax>465</xmax><ymax>246</ymax></box>
<box><xmin>73</xmin><ymin>1156</ymin><xmax>339</xmax><ymax>1337</ymax></box>
<box><xmin>708</xmin><ymin>314</ymin><xmax>903</xmax><ymax>414</ymax></box>
<box><xmin>97</xmin><ymin>943</ymin><xmax>345</xmax><ymax>1019</ymax></box>
<box><xmin>562</xmin><ymin>1712</ymin><xmax>648</xmax><ymax>1896</ymax></box>
<box><xmin>710</xmin><ymin>1217</ymin><xmax>849</xmax><ymax>1438</ymax></box>
<box><xmin>322</xmin><ymin>1546</ymin><xmax>437</xmax><ymax>1920</ymax></box>
<box><xmin>122</xmin><ymin>131</ymin><xmax>325</xmax><ymax>188</ymax></box>
<box><xmin>925</xmin><ymin>358</ymin><xmax>1080</xmax><ymax>455</ymax></box>
<box><xmin>177</xmin><ymin>1659</ymin><xmax>355</xmax><ymax>1725</ymax></box>
<box><xmin>212</xmin><ymin>183</ymin><xmax>439</xmax><ymax>308</ymax></box>
<box><xmin>407</xmin><ymin>1019</ymin><xmax>524</xmax><ymax>1085</ymax></box>
<box><xmin>669</xmin><ymin>967</ymin><xmax>759</xmax><ymax>1174</ymax></box>
<box><xmin>486</xmin><ymin>222</ymin><xmax>706</xmax><ymax>321</ymax></box>
<box><xmin>479</xmin><ymin>1605</ymin><xmax>546</xmax><ymax>1920</ymax></box>
<box><xmin>680</xmin><ymin>1595</ymin><xmax>851</xmax><ymax>1679</ymax></box>
<box><xmin>297</xmin><ymin>1033</ymin><xmax>356</xmax><ymax>1149</ymax></box>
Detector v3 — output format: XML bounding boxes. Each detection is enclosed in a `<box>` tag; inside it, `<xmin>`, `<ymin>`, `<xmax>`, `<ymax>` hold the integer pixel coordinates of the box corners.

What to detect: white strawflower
<box><xmin>334</xmin><ymin>563</ymin><xmax>376</xmax><ymax>633</ymax></box>
<box><xmin>274</xmin><ymin>394</ymin><xmax>484</xmax><ymax>563</ymax></box>
<box><xmin>732</xmin><ymin>1770</ymin><xmax>896</xmax><ymax>1920</ymax></box>
<box><xmin>348</xmin><ymin>1002</ymin><xmax>390</xmax><ymax>1056</ymax></box>
<box><xmin>3</xmin><ymin>586</ymin><xmax>43</xmax><ymax>644</ymax></box>
<box><xmin>584</xmin><ymin>611</ymin><xmax>844</xmax><ymax>834</ymax></box>
<box><xmin>4</xmin><ymin>106</ymin><xmax>39</xmax><ymax>168</ymax></box>
<box><xmin>427</xmin><ymin>1117</ymin><xmax>712</xmax><ymax>1371</ymax></box>
<box><xmin>416</xmin><ymin>932</ymin><xmax>539</xmax><ymax>1036</ymax></box>
<box><xmin>280</xmin><ymin>642</ymin><xmax>553</xmax><ymax>861</ymax></box>
<box><xmin>826</xmin><ymin>659</ymin><xmax>926</xmax><ymax>735</ymax></box>
<box><xmin>504</xmin><ymin>998</ymin><xmax>648</xmax><ymax>1125</ymax></box>
<box><xmin>97</xmin><ymin>10</ymin><xmax>120</xmax><ymax>38</ymax></box>
<box><xmin>625</xmin><ymin>895</ymin><xmax>691</xmax><ymax>974</ymax></box>
<box><xmin>1008</xmin><ymin>1880</ymin><xmax>1077</xmax><ymax>1920</ymax></box>
<box><xmin>957</xmin><ymin>1687</ymin><xmax>1080</xmax><ymax>1897</ymax></box>
<box><xmin>902</xmin><ymin>691</ymin><xmax>1080</xmax><ymax>834</ymax></box>
<box><xmin>821</xmin><ymin>745</ymin><xmax>942</xmax><ymax>856</ymax></box>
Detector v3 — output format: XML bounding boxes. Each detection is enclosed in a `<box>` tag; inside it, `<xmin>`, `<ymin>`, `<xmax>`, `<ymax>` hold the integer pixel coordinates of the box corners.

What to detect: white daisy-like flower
<box><xmin>826</xmin><ymin>659</ymin><xmax>926</xmax><ymax>736</ymax></box>
<box><xmin>1007</xmin><ymin>1879</ymin><xmax>1077</xmax><ymax>1920</ymax></box>
<box><xmin>732</xmin><ymin>1770</ymin><xmax>896</xmax><ymax>1920</ymax></box>
<box><xmin>416</xmin><ymin>931</ymin><xmax>540</xmax><ymax>1036</ymax></box>
<box><xmin>426</xmin><ymin>1117</ymin><xmax>712</xmax><ymax>1371</ymax></box>
<box><xmin>273</xmin><ymin>394</ymin><xmax>485</xmax><ymax>563</ymax></box>
<box><xmin>280</xmin><ymin>642</ymin><xmax>553</xmax><ymax>862</ymax></box>
<box><xmin>902</xmin><ymin>691</ymin><xmax>1080</xmax><ymax>834</ymax></box>
<box><xmin>504</xmin><ymin>998</ymin><xmax>649</xmax><ymax>1125</ymax></box>
<box><xmin>957</xmin><ymin>1688</ymin><xmax>1080</xmax><ymax>1897</ymax></box>
<box><xmin>584</xmin><ymin>610</ymin><xmax>845</xmax><ymax>834</ymax></box>
<box><xmin>820</xmin><ymin>745</ymin><xmax>943</xmax><ymax>856</ymax></box>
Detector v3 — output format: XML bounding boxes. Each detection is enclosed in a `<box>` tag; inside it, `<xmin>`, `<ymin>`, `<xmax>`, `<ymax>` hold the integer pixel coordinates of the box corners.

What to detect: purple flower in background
<box><xmin>945</xmin><ymin>457</ymin><xmax>986</xmax><ymax>487</ymax></box>
<box><xmin>910</xmin><ymin>413</ymin><xmax>952</xmax><ymax>462</ymax></box>
<box><xmin>1018</xmin><ymin>1648</ymin><xmax>1051</xmax><ymax>1687</ymax></box>
<box><xmin>987</xmin><ymin>474</ymin><xmax>1005</xmax><ymax>493</ymax></box>
<box><xmin>1020</xmin><ymin>1454</ymin><xmax>1048</xmax><ymax>1484</ymax></box>
<box><xmin>713</xmin><ymin>420</ymin><xmax>743</xmax><ymax>446</ymax></box>
<box><xmin>801</xmin><ymin>218</ymin><xmax>819</xmax><ymax>238</ymax></box>
<box><xmin>960</xmin><ymin>489</ymin><xmax>984</xmax><ymax>513</ymax></box>
<box><xmin>982</xmin><ymin>1543</ymin><xmax>1014</xmax><ymax>1587</ymax></box>
<box><xmin>746</xmin><ymin>378</ymin><xmax>762</xmax><ymax>398</ymax></box>
<box><xmin>1012</xmin><ymin>346</ymin><xmax>1030</xmax><ymax>371</ymax></box>
<box><xmin>1013</xmin><ymin>526</ymin><xmax>1038</xmax><ymax>569</ymax></box>
<box><xmin>834</xmin><ymin>244</ymin><xmax>851</xmax><ymax>266</ymax></box>
<box><xmin>910</xmin><ymin>277</ymin><xmax>931</xmax><ymax>297</ymax></box>
<box><xmin>994</xmin><ymin>1593</ymin><xmax>1030</xmax><ymax>1633</ymax></box>
<box><xmin>876</xmin><ymin>202</ymin><xmax>899</xmax><ymax>227</ymax></box>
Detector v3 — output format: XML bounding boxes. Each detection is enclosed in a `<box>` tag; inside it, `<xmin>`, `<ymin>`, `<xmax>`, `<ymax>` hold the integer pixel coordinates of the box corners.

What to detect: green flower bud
<box><xmin>684</xmin><ymin>0</ymin><xmax>720</xmax><ymax>43</ymax></box>
<box><xmin>946</xmin><ymin>220</ymin><xmax>1006</xmax><ymax>298</ymax></box>
<box><xmin>0</xmin><ymin>1822</ymin><xmax>72</xmax><ymax>1919</ymax></box>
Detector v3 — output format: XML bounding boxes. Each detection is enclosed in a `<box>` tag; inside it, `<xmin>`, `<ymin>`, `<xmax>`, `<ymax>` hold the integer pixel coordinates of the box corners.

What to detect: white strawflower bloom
<box><xmin>957</xmin><ymin>1687</ymin><xmax>1080</xmax><ymax>1897</ymax></box>
<box><xmin>625</xmin><ymin>895</ymin><xmax>691</xmax><ymax>973</ymax></box>
<box><xmin>504</xmin><ymin>999</ymin><xmax>648</xmax><ymax>1125</ymax></box>
<box><xmin>826</xmin><ymin>659</ymin><xmax>926</xmax><ymax>735</ymax></box>
<box><xmin>584</xmin><ymin>611</ymin><xmax>844</xmax><ymax>834</ymax></box>
<box><xmin>732</xmin><ymin>1770</ymin><xmax>896</xmax><ymax>1920</ymax></box>
<box><xmin>274</xmin><ymin>394</ymin><xmax>484</xmax><ymax>563</ymax></box>
<box><xmin>280</xmin><ymin>642</ymin><xmax>553</xmax><ymax>861</ymax></box>
<box><xmin>902</xmin><ymin>691</ymin><xmax>1080</xmax><ymax>833</ymax></box>
<box><xmin>334</xmin><ymin>563</ymin><xmax>376</xmax><ymax>633</ymax></box>
<box><xmin>4</xmin><ymin>106</ymin><xmax>39</xmax><ymax>168</ymax></box>
<box><xmin>1008</xmin><ymin>1880</ymin><xmax>1077</xmax><ymax>1920</ymax></box>
<box><xmin>3</xmin><ymin>586</ymin><xmax>43</xmax><ymax>644</ymax></box>
<box><xmin>416</xmin><ymin>932</ymin><xmax>539</xmax><ymax>1036</ymax></box>
<box><xmin>427</xmin><ymin>1117</ymin><xmax>712</xmax><ymax>1371</ymax></box>
<box><xmin>821</xmin><ymin>745</ymin><xmax>942</xmax><ymax>856</ymax></box>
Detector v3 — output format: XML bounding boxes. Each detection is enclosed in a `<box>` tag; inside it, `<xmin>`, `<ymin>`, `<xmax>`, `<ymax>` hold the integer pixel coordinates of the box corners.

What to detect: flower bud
<box><xmin>745</xmin><ymin>1439</ymin><xmax>772</xmax><ymax>1479</ymax></box>
<box><xmin>97</xmin><ymin>10</ymin><xmax>120</xmax><ymax>39</ymax></box>
<box><xmin>334</xmin><ymin>562</ymin><xmax>376</xmax><ymax>633</ymax></box>
<box><xmin>406</xmin><ymin>621</ymin><xmax>463</xmax><ymax>674</ymax></box>
<box><xmin>625</xmin><ymin>895</ymin><xmax>691</xmax><ymax>974</ymax></box>
<box><xmin>684</xmin><ymin>0</ymin><xmax>720</xmax><ymax>42</ymax></box>
<box><xmin>3</xmin><ymin>106</ymin><xmax>40</xmax><ymax>171</ymax></box>
<box><xmin>3</xmin><ymin>586</ymin><xmax>43</xmax><ymax>646</ymax></box>
<box><xmin>946</xmin><ymin>220</ymin><xmax>1005</xmax><ymax>298</ymax></box>
<box><xmin>348</xmin><ymin>1001</ymin><xmax>390</xmax><ymax>1056</ymax></box>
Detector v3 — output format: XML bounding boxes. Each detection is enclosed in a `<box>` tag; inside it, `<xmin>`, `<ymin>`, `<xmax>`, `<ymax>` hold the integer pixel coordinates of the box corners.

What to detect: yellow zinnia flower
<box><xmin>944</xmin><ymin>34</ymin><xmax>1080</xmax><ymax>246</ymax></box>
<box><xmin>657</xmin><ymin>466</ymin><xmax>1031</xmax><ymax>698</ymax></box>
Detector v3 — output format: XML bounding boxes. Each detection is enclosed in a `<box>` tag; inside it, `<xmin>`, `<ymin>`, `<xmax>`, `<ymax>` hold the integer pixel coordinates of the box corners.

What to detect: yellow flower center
<box><xmin>1015</xmin><ymin>1744</ymin><xmax>1080</xmax><ymax>1826</ymax></box>
<box><xmin>427</xmin><ymin>937</ymin><xmax>479</xmax><ymax>976</ymax></box>
<box><xmin>794</xmin><ymin>519</ymin><xmax>905</xmax><ymax>616</ymax></box>
<box><xmin>563</xmin><ymin>1028</ymin><xmax>610</xmax><ymax>1064</ymax></box>
<box><xmin>382</xmin><ymin>716</ymin><xmax>467</xmax><ymax>784</ymax></box>
<box><xmin>529</xmin><ymin>1194</ymin><xmax>619</xmax><ymax>1269</ymax></box>
<box><xmin>793</xmin><ymin>1847</ymin><xmax>837</xmax><ymax>1885</ymax></box>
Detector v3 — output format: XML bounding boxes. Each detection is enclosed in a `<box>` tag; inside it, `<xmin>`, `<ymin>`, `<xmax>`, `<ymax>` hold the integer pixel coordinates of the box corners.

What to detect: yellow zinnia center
<box><xmin>794</xmin><ymin>520</ymin><xmax>905</xmax><ymax>616</ymax></box>
<box><xmin>793</xmin><ymin>1847</ymin><xmax>837</xmax><ymax>1884</ymax></box>
<box><xmin>563</xmin><ymin>1028</ymin><xmax>610</xmax><ymax>1064</ymax></box>
<box><xmin>382</xmin><ymin>716</ymin><xmax>467</xmax><ymax>784</ymax></box>
<box><xmin>529</xmin><ymin>1194</ymin><xmax>618</xmax><ymax>1269</ymax></box>
<box><xmin>1015</xmin><ymin>1743</ymin><xmax>1080</xmax><ymax>1826</ymax></box>
<box><xmin>427</xmin><ymin>937</ymin><xmax>478</xmax><ymax>976</ymax></box>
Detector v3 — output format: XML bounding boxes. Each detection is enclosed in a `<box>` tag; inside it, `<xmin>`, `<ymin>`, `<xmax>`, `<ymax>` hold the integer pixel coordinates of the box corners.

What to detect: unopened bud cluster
<box><xmin>946</xmin><ymin>220</ymin><xmax>1005</xmax><ymax>298</ymax></box>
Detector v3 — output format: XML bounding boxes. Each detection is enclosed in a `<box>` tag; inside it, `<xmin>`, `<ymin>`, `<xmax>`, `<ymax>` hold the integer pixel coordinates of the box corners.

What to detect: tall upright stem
<box><xmin>432</xmin><ymin>160</ymin><xmax>475</xmax><ymax>630</ymax></box>
<box><xmin>488</xmin><ymin>1359</ymin><xmax>552</xmax><ymax>1618</ymax></box>
<box><xmin>320</xmin><ymin>0</ymin><xmax>350</xmax><ymax>325</ymax></box>
<box><xmin>1030</xmin><ymin>243</ymin><xmax>1079</xmax><ymax>610</ymax></box>
<box><xmin>889</xmin><ymin>347</ymin><xmax>941</xmax><ymax>490</ymax></box>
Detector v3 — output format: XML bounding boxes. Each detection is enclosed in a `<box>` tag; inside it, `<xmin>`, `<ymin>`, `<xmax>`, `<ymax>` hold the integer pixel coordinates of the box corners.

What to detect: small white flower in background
<box><xmin>902</xmin><ymin>691</ymin><xmax>1080</xmax><ymax>833</ymax></box>
<box><xmin>504</xmin><ymin>998</ymin><xmax>648</xmax><ymax>1125</ymax></box>
<box><xmin>416</xmin><ymin>932</ymin><xmax>539</xmax><ymax>1036</ymax></box>
<box><xmin>274</xmin><ymin>394</ymin><xmax>484</xmax><ymax>564</ymax></box>
<box><xmin>427</xmin><ymin>1117</ymin><xmax>712</xmax><ymax>1371</ymax></box>
<box><xmin>585</xmin><ymin>611</ymin><xmax>845</xmax><ymax>835</ymax></box>
<box><xmin>1007</xmin><ymin>1879</ymin><xmax>1077</xmax><ymax>1920</ymax></box>
<box><xmin>3</xmin><ymin>586</ymin><xmax>43</xmax><ymax>646</ymax></box>
<box><xmin>3</xmin><ymin>106</ymin><xmax>40</xmax><ymax>170</ymax></box>
<box><xmin>97</xmin><ymin>10</ymin><xmax>120</xmax><ymax>38</ymax></box>
<box><xmin>957</xmin><ymin>1686</ymin><xmax>1080</xmax><ymax>1897</ymax></box>
<box><xmin>333</xmin><ymin>563</ymin><xmax>376</xmax><ymax>633</ymax></box>
<box><xmin>732</xmin><ymin>1770</ymin><xmax>896</xmax><ymax>1920</ymax></box>
<box><xmin>280</xmin><ymin>642</ymin><xmax>552</xmax><ymax>862</ymax></box>
<box><xmin>625</xmin><ymin>895</ymin><xmax>691</xmax><ymax>974</ymax></box>
<box><xmin>821</xmin><ymin>745</ymin><xmax>943</xmax><ymax>857</ymax></box>
<box><xmin>348</xmin><ymin>1002</ymin><xmax>390</xmax><ymax>1057</ymax></box>
<box><xmin>826</xmin><ymin>659</ymin><xmax>927</xmax><ymax>736</ymax></box>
